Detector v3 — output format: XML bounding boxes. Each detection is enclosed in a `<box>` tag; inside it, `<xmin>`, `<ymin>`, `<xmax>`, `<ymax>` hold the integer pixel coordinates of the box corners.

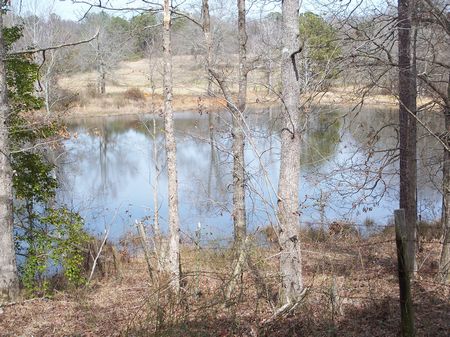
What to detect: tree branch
<box><xmin>6</xmin><ymin>30</ymin><xmax>100</xmax><ymax>57</ymax></box>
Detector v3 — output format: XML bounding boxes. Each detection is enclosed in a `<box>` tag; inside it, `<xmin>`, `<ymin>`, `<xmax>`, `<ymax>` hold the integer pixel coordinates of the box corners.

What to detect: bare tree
<box><xmin>79</xmin><ymin>12</ymin><xmax>131</xmax><ymax>95</ymax></box>
<box><xmin>398</xmin><ymin>0</ymin><xmax>418</xmax><ymax>274</ymax></box>
<box><xmin>414</xmin><ymin>0</ymin><xmax>450</xmax><ymax>283</ymax></box>
<box><xmin>277</xmin><ymin>0</ymin><xmax>304</xmax><ymax>304</ymax></box>
<box><xmin>0</xmin><ymin>5</ymin><xmax>19</xmax><ymax>305</ymax></box>
<box><xmin>440</xmin><ymin>72</ymin><xmax>450</xmax><ymax>283</ymax></box>
<box><xmin>163</xmin><ymin>0</ymin><xmax>181</xmax><ymax>293</ymax></box>
<box><xmin>201</xmin><ymin>0</ymin><xmax>213</xmax><ymax>95</ymax></box>
<box><xmin>233</xmin><ymin>0</ymin><xmax>247</xmax><ymax>252</ymax></box>
<box><xmin>204</xmin><ymin>1</ymin><xmax>249</xmax><ymax>297</ymax></box>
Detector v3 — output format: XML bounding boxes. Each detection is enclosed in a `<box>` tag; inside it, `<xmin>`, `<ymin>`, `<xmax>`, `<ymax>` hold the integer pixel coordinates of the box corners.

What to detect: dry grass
<box><xmin>1</xmin><ymin>230</ymin><xmax>448</xmax><ymax>337</ymax></box>
<box><xmin>58</xmin><ymin>55</ymin><xmax>437</xmax><ymax>117</ymax></box>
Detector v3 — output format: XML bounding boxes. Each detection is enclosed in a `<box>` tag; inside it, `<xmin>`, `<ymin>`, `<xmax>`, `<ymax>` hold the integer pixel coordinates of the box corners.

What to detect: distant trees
<box><xmin>129</xmin><ymin>13</ymin><xmax>158</xmax><ymax>56</ymax></box>
<box><xmin>79</xmin><ymin>12</ymin><xmax>131</xmax><ymax>94</ymax></box>
<box><xmin>19</xmin><ymin>13</ymin><xmax>79</xmax><ymax>114</ymax></box>
<box><xmin>298</xmin><ymin>12</ymin><xmax>340</xmax><ymax>89</ymax></box>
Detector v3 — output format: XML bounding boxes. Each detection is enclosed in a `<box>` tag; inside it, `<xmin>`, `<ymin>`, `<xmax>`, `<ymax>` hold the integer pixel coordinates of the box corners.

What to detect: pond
<box><xmin>57</xmin><ymin>105</ymin><xmax>444</xmax><ymax>240</ymax></box>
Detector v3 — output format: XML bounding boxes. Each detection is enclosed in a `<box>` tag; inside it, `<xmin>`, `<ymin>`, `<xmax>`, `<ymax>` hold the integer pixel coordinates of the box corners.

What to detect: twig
<box><xmin>87</xmin><ymin>227</ymin><xmax>110</xmax><ymax>285</ymax></box>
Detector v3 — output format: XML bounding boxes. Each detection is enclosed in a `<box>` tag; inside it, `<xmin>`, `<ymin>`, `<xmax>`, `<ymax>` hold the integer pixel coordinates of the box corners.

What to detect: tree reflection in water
<box><xmin>57</xmin><ymin>107</ymin><xmax>443</xmax><ymax>239</ymax></box>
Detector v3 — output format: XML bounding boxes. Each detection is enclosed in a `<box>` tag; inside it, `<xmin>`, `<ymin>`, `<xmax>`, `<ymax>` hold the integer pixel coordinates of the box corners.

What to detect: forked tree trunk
<box><xmin>0</xmin><ymin>11</ymin><xmax>19</xmax><ymax>304</ymax></box>
<box><xmin>277</xmin><ymin>0</ymin><xmax>303</xmax><ymax>304</ymax></box>
<box><xmin>398</xmin><ymin>0</ymin><xmax>417</xmax><ymax>274</ymax></box>
<box><xmin>439</xmin><ymin>73</ymin><xmax>450</xmax><ymax>283</ymax></box>
<box><xmin>162</xmin><ymin>0</ymin><xmax>180</xmax><ymax>293</ymax></box>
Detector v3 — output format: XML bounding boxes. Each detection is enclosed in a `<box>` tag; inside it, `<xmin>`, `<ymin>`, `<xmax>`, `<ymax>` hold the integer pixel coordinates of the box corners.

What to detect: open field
<box><xmin>58</xmin><ymin>55</ymin><xmax>420</xmax><ymax>117</ymax></box>
<box><xmin>1</xmin><ymin>228</ymin><xmax>448</xmax><ymax>337</ymax></box>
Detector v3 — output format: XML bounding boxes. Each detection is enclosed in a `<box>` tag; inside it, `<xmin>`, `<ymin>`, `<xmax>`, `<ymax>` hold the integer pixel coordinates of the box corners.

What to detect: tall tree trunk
<box><xmin>277</xmin><ymin>0</ymin><xmax>303</xmax><ymax>304</ymax></box>
<box><xmin>439</xmin><ymin>73</ymin><xmax>450</xmax><ymax>283</ymax></box>
<box><xmin>232</xmin><ymin>0</ymin><xmax>247</xmax><ymax>249</ymax></box>
<box><xmin>398</xmin><ymin>0</ymin><xmax>417</xmax><ymax>274</ymax></box>
<box><xmin>162</xmin><ymin>0</ymin><xmax>180</xmax><ymax>293</ymax></box>
<box><xmin>0</xmin><ymin>10</ymin><xmax>19</xmax><ymax>304</ymax></box>
<box><xmin>215</xmin><ymin>0</ymin><xmax>247</xmax><ymax>300</ymax></box>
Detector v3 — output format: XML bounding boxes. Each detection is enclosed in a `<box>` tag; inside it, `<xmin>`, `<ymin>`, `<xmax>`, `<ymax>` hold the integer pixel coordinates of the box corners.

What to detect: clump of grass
<box><xmin>85</xmin><ymin>83</ymin><xmax>99</xmax><ymax>98</ymax></box>
<box><xmin>123</xmin><ymin>87</ymin><xmax>146</xmax><ymax>101</ymax></box>
<box><xmin>300</xmin><ymin>226</ymin><xmax>329</xmax><ymax>243</ymax></box>
<box><xmin>418</xmin><ymin>220</ymin><xmax>441</xmax><ymax>241</ymax></box>
<box><xmin>112</xmin><ymin>94</ymin><xmax>128</xmax><ymax>108</ymax></box>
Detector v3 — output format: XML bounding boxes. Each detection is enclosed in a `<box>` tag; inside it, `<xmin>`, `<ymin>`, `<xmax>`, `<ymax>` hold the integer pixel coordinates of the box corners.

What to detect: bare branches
<box><xmin>6</xmin><ymin>29</ymin><xmax>99</xmax><ymax>57</ymax></box>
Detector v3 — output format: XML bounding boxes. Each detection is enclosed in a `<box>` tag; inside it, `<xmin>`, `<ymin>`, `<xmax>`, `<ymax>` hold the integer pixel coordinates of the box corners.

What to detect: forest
<box><xmin>0</xmin><ymin>0</ymin><xmax>449</xmax><ymax>336</ymax></box>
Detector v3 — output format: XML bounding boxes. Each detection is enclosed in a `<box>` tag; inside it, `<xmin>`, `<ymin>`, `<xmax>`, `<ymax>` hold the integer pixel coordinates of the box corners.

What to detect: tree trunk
<box><xmin>398</xmin><ymin>0</ymin><xmax>417</xmax><ymax>274</ymax></box>
<box><xmin>277</xmin><ymin>0</ymin><xmax>304</xmax><ymax>304</ymax></box>
<box><xmin>232</xmin><ymin>0</ymin><xmax>247</xmax><ymax>249</ymax></box>
<box><xmin>207</xmin><ymin>0</ymin><xmax>248</xmax><ymax>299</ymax></box>
<box><xmin>395</xmin><ymin>209</ymin><xmax>415</xmax><ymax>337</ymax></box>
<box><xmin>98</xmin><ymin>62</ymin><xmax>106</xmax><ymax>95</ymax></box>
<box><xmin>201</xmin><ymin>0</ymin><xmax>213</xmax><ymax>96</ymax></box>
<box><xmin>439</xmin><ymin>73</ymin><xmax>450</xmax><ymax>283</ymax></box>
<box><xmin>162</xmin><ymin>0</ymin><xmax>181</xmax><ymax>293</ymax></box>
<box><xmin>0</xmin><ymin>11</ymin><xmax>19</xmax><ymax>305</ymax></box>
<box><xmin>97</xmin><ymin>38</ymin><xmax>105</xmax><ymax>95</ymax></box>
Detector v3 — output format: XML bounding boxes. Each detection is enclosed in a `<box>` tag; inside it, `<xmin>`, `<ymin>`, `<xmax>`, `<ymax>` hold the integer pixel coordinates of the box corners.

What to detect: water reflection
<box><xmin>57</xmin><ymin>106</ymin><xmax>443</xmax><ymax>239</ymax></box>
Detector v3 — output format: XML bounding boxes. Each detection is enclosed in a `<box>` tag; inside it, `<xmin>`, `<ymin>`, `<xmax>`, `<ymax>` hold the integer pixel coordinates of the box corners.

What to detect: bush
<box><xmin>328</xmin><ymin>221</ymin><xmax>359</xmax><ymax>238</ymax></box>
<box><xmin>86</xmin><ymin>83</ymin><xmax>99</xmax><ymax>98</ymax></box>
<box><xmin>417</xmin><ymin>220</ymin><xmax>441</xmax><ymax>241</ymax></box>
<box><xmin>50</xmin><ymin>87</ymin><xmax>80</xmax><ymax>111</ymax></box>
<box><xmin>302</xmin><ymin>226</ymin><xmax>329</xmax><ymax>243</ymax></box>
<box><xmin>123</xmin><ymin>87</ymin><xmax>146</xmax><ymax>101</ymax></box>
<box><xmin>113</xmin><ymin>94</ymin><xmax>127</xmax><ymax>108</ymax></box>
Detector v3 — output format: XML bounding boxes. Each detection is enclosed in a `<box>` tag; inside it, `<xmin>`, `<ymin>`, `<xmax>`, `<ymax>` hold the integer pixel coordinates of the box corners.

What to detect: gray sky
<box><xmin>14</xmin><ymin>0</ymin><xmax>369</xmax><ymax>22</ymax></box>
<box><xmin>15</xmin><ymin>0</ymin><xmax>150</xmax><ymax>21</ymax></box>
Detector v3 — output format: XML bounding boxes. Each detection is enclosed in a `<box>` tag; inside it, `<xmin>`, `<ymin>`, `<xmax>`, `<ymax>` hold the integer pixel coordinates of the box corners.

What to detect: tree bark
<box><xmin>201</xmin><ymin>0</ymin><xmax>213</xmax><ymax>96</ymax></box>
<box><xmin>398</xmin><ymin>0</ymin><xmax>417</xmax><ymax>274</ymax></box>
<box><xmin>97</xmin><ymin>38</ymin><xmax>106</xmax><ymax>95</ymax></box>
<box><xmin>277</xmin><ymin>0</ymin><xmax>304</xmax><ymax>304</ymax></box>
<box><xmin>163</xmin><ymin>0</ymin><xmax>180</xmax><ymax>293</ymax></box>
<box><xmin>395</xmin><ymin>209</ymin><xmax>415</xmax><ymax>337</ymax></box>
<box><xmin>0</xmin><ymin>10</ymin><xmax>19</xmax><ymax>304</ymax></box>
<box><xmin>439</xmin><ymin>73</ymin><xmax>450</xmax><ymax>283</ymax></box>
<box><xmin>207</xmin><ymin>0</ymin><xmax>248</xmax><ymax>299</ymax></box>
<box><xmin>232</xmin><ymin>0</ymin><xmax>247</xmax><ymax>249</ymax></box>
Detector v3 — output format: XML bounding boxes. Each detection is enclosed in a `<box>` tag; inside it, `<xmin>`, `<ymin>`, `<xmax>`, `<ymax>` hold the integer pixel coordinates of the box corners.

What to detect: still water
<box><xmin>58</xmin><ymin>106</ymin><xmax>443</xmax><ymax>240</ymax></box>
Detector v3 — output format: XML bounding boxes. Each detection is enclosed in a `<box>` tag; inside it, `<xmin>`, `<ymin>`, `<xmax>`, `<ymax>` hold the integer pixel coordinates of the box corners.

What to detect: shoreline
<box><xmin>63</xmin><ymin>89</ymin><xmax>407</xmax><ymax>119</ymax></box>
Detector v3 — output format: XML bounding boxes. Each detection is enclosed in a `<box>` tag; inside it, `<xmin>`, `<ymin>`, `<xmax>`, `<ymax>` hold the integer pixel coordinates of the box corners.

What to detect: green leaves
<box><xmin>299</xmin><ymin>12</ymin><xmax>341</xmax><ymax>81</ymax></box>
<box><xmin>12</xmin><ymin>152</ymin><xmax>57</xmax><ymax>202</ymax></box>
<box><xmin>299</xmin><ymin>12</ymin><xmax>340</xmax><ymax>63</ymax></box>
<box><xmin>130</xmin><ymin>12</ymin><xmax>158</xmax><ymax>55</ymax></box>
<box><xmin>4</xmin><ymin>26</ymin><xmax>88</xmax><ymax>296</ymax></box>
<box><xmin>18</xmin><ymin>207</ymin><xmax>88</xmax><ymax>295</ymax></box>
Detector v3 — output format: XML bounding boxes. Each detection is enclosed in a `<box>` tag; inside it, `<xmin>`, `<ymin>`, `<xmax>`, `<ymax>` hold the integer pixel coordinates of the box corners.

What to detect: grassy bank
<box><xmin>59</xmin><ymin>56</ymin><xmax>416</xmax><ymax>118</ymax></box>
